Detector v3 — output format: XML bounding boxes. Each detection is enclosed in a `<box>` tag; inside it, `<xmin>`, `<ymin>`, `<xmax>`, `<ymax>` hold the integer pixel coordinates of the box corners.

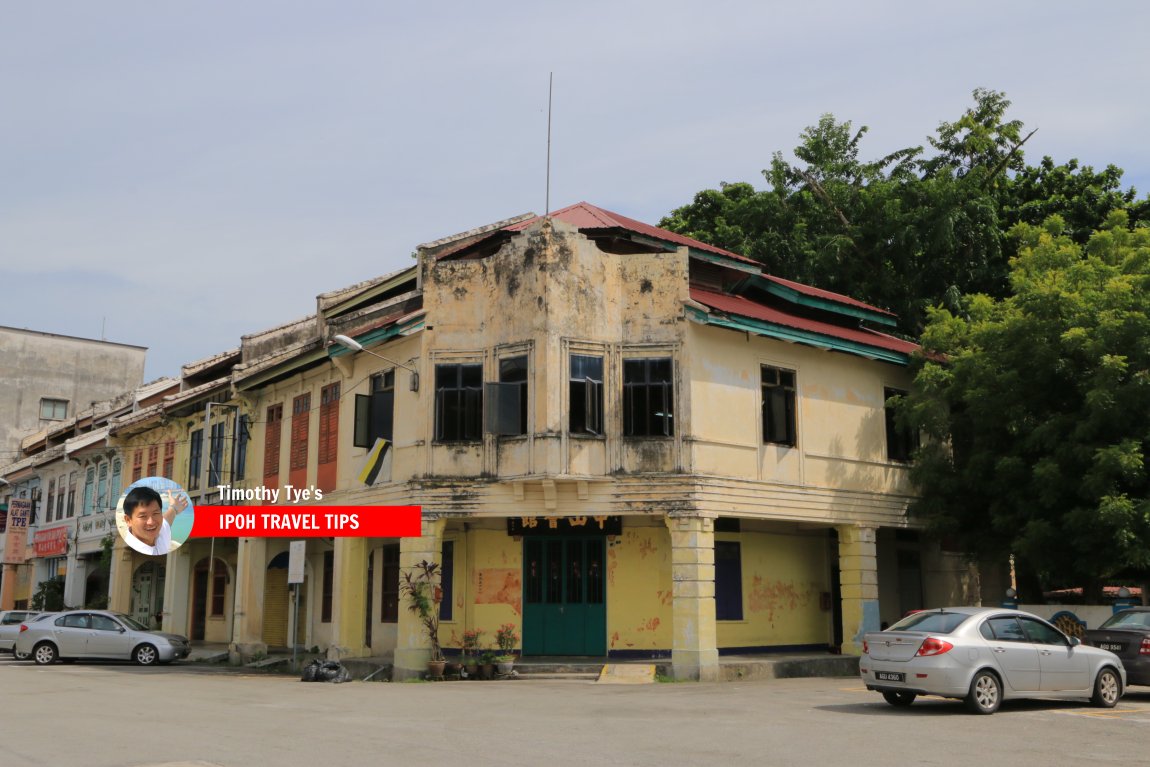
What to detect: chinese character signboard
<box><xmin>507</xmin><ymin>515</ymin><xmax>622</xmax><ymax>537</ymax></box>
<box><xmin>2</xmin><ymin>498</ymin><xmax>31</xmax><ymax>564</ymax></box>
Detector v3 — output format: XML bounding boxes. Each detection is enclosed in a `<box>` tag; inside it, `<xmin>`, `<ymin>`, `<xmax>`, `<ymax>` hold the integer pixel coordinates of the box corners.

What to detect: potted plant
<box><xmin>495</xmin><ymin>622</ymin><xmax>519</xmax><ymax>675</ymax></box>
<box><xmin>477</xmin><ymin>649</ymin><xmax>497</xmax><ymax>680</ymax></box>
<box><xmin>399</xmin><ymin>559</ymin><xmax>446</xmax><ymax>679</ymax></box>
<box><xmin>460</xmin><ymin>629</ymin><xmax>484</xmax><ymax>677</ymax></box>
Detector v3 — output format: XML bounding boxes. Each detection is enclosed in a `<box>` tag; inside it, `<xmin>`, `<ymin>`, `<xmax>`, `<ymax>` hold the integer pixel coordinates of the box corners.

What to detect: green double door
<box><xmin>522</xmin><ymin>537</ymin><xmax>606</xmax><ymax>656</ymax></box>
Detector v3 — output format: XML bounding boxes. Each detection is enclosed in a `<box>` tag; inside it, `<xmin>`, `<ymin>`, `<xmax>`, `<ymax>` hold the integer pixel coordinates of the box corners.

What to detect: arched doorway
<box><xmin>131</xmin><ymin>561</ymin><xmax>165</xmax><ymax>630</ymax></box>
<box><xmin>262</xmin><ymin>552</ymin><xmax>307</xmax><ymax>649</ymax></box>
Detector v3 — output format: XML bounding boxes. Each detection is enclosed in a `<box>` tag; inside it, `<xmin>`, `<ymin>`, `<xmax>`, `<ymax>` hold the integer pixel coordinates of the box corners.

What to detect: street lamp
<box><xmin>331</xmin><ymin>334</ymin><xmax>420</xmax><ymax>392</ymax></box>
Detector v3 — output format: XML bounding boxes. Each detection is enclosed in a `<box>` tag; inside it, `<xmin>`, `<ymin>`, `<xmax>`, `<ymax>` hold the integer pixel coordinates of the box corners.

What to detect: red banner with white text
<box><xmin>189</xmin><ymin>506</ymin><xmax>421</xmax><ymax>538</ymax></box>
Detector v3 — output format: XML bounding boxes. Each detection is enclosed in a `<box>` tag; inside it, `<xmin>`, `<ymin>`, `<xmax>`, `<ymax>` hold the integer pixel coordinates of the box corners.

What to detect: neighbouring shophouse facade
<box><xmin>148</xmin><ymin>202</ymin><xmax>981</xmax><ymax>682</ymax></box>
<box><xmin>0</xmin><ymin>377</ymin><xmax>175</xmax><ymax>612</ymax></box>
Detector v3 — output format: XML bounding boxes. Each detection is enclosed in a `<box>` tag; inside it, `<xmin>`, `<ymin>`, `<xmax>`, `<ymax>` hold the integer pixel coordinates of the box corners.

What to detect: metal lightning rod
<box><xmin>546</xmin><ymin>72</ymin><xmax>553</xmax><ymax>217</ymax></box>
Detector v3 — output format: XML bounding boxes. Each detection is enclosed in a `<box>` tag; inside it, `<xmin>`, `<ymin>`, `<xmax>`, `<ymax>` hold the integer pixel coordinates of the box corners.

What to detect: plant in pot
<box><xmin>495</xmin><ymin>622</ymin><xmax>519</xmax><ymax>675</ymax></box>
<box><xmin>478</xmin><ymin>649</ymin><xmax>498</xmax><ymax>680</ymax></box>
<box><xmin>460</xmin><ymin>629</ymin><xmax>484</xmax><ymax>677</ymax></box>
<box><xmin>399</xmin><ymin>559</ymin><xmax>445</xmax><ymax>679</ymax></box>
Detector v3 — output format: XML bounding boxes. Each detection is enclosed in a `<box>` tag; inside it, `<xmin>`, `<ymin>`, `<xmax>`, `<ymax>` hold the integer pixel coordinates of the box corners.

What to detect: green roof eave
<box><xmin>689</xmin><ymin>249</ymin><xmax>762</xmax><ymax>275</ymax></box>
<box><xmin>687</xmin><ymin>306</ymin><xmax>909</xmax><ymax>366</ymax></box>
<box><xmin>235</xmin><ymin>347</ymin><xmax>328</xmax><ymax>392</ymax></box>
<box><xmin>328</xmin><ymin>317</ymin><xmax>425</xmax><ymax>359</ymax></box>
<box><xmin>748</xmin><ymin>276</ymin><xmax>898</xmax><ymax>327</ymax></box>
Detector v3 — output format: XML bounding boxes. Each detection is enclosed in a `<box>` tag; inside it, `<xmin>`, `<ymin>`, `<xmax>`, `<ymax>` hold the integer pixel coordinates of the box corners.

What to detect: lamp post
<box><xmin>331</xmin><ymin>335</ymin><xmax>420</xmax><ymax>392</ymax></box>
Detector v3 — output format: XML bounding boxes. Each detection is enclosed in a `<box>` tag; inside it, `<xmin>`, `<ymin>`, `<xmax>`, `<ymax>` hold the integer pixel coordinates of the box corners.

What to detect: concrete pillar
<box><xmin>393</xmin><ymin>517</ymin><xmax>446</xmax><ymax>680</ymax></box>
<box><xmin>665</xmin><ymin>514</ymin><xmax>720</xmax><ymax>682</ymax></box>
<box><xmin>107</xmin><ymin>538</ymin><xmax>134</xmax><ymax>613</ymax></box>
<box><xmin>230</xmin><ymin>536</ymin><xmax>268</xmax><ymax>663</ymax></box>
<box><xmin>0</xmin><ymin>565</ymin><xmax>17</xmax><ymax>610</ymax></box>
<box><xmin>63</xmin><ymin>552</ymin><xmax>88</xmax><ymax>608</ymax></box>
<box><xmin>838</xmin><ymin>524</ymin><xmax>879</xmax><ymax>655</ymax></box>
<box><xmin>162</xmin><ymin>545</ymin><xmax>192</xmax><ymax>636</ymax></box>
<box><xmin>329</xmin><ymin>536</ymin><xmax>369</xmax><ymax>660</ymax></box>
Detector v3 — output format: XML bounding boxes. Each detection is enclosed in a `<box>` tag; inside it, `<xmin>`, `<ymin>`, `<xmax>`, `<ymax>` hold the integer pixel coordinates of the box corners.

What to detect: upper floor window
<box><xmin>762</xmin><ymin>366</ymin><xmax>797</xmax><ymax>446</ymax></box>
<box><xmin>355</xmin><ymin>371</ymin><xmax>395</xmax><ymax>448</ymax></box>
<box><xmin>623</xmin><ymin>358</ymin><xmax>674</xmax><ymax>437</ymax></box>
<box><xmin>884</xmin><ymin>387</ymin><xmax>919</xmax><ymax>462</ymax></box>
<box><xmin>435</xmin><ymin>363</ymin><xmax>482</xmax><ymax>442</ymax></box>
<box><xmin>40</xmin><ymin>398</ymin><xmax>67</xmax><ymax>420</ymax></box>
<box><xmin>486</xmin><ymin>356</ymin><xmax>528</xmax><ymax>437</ymax></box>
<box><xmin>569</xmin><ymin>354</ymin><xmax>604</xmax><ymax>436</ymax></box>
<box><xmin>188</xmin><ymin>428</ymin><xmax>204</xmax><ymax>490</ymax></box>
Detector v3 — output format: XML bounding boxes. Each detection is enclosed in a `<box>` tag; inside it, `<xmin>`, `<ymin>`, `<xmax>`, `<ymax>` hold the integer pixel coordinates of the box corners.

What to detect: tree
<box><xmin>661</xmin><ymin>89</ymin><xmax>1148</xmax><ymax>337</ymax></box>
<box><xmin>904</xmin><ymin>213</ymin><xmax>1150</xmax><ymax>600</ymax></box>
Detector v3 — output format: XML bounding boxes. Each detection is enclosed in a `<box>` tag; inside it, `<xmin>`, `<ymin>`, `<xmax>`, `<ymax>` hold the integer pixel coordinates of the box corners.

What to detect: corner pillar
<box><xmin>329</xmin><ymin>536</ymin><xmax>369</xmax><ymax>660</ymax></box>
<box><xmin>393</xmin><ymin>517</ymin><xmax>447</xmax><ymax>680</ymax></box>
<box><xmin>837</xmin><ymin>524</ymin><xmax>879</xmax><ymax>655</ymax></box>
<box><xmin>665</xmin><ymin>514</ymin><xmax>720</xmax><ymax>682</ymax></box>
<box><xmin>162</xmin><ymin>545</ymin><xmax>192</xmax><ymax>636</ymax></box>
<box><xmin>107</xmin><ymin>538</ymin><xmax>133</xmax><ymax>613</ymax></box>
<box><xmin>229</xmin><ymin>536</ymin><xmax>268</xmax><ymax>663</ymax></box>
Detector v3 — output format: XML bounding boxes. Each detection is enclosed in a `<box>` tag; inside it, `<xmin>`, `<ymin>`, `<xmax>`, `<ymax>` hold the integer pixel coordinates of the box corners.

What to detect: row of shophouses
<box><xmin>0</xmin><ymin>203</ymin><xmax>997</xmax><ymax>680</ymax></box>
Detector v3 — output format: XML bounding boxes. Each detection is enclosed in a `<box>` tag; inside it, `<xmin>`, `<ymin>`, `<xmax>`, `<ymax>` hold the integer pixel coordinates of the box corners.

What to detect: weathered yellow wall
<box><xmin>459</xmin><ymin>527</ymin><xmax>522</xmax><ymax>652</ymax></box>
<box><xmin>716</xmin><ymin>529</ymin><xmax>832</xmax><ymax>649</ymax></box>
<box><xmin>607</xmin><ymin>519</ymin><xmax>672</xmax><ymax>652</ymax></box>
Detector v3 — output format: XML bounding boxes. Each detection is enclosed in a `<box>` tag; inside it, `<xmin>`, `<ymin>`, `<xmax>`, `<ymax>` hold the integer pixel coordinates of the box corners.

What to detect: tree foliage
<box><xmin>661</xmin><ymin>89</ymin><xmax>1148</xmax><ymax>337</ymax></box>
<box><xmin>905</xmin><ymin>214</ymin><xmax>1150</xmax><ymax>598</ymax></box>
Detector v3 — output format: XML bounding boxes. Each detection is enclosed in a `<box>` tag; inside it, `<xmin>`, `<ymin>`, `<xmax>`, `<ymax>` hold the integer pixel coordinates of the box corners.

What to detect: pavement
<box><xmin>184</xmin><ymin>643</ymin><xmax>859</xmax><ymax>682</ymax></box>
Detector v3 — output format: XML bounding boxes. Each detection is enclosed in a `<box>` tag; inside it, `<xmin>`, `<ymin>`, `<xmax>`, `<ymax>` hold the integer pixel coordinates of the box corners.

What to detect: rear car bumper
<box><xmin>860</xmin><ymin>659</ymin><xmax>972</xmax><ymax>699</ymax></box>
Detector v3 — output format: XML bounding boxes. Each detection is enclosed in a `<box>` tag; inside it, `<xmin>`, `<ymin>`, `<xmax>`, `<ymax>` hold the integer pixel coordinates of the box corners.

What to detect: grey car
<box><xmin>861</xmin><ymin>606</ymin><xmax>1125</xmax><ymax>714</ymax></box>
<box><xmin>13</xmin><ymin>610</ymin><xmax>191</xmax><ymax>666</ymax></box>
<box><xmin>1084</xmin><ymin>607</ymin><xmax>1150</xmax><ymax>687</ymax></box>
<box><xmin>1</xmin><ymin>611</ymin><xmax>56</xmax><ymax>659</ymax></box>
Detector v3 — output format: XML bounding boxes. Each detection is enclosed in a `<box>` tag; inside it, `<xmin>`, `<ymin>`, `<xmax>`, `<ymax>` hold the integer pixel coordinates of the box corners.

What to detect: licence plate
<box><xmin>1099</xmin><ymin>643</ymin><xmax>1124</xmax><ymax>652</ymax></box>
<box><xmin>875</xmin><ymin>671</ymin><xmax>905</xmax><ymax>682</ymax></box>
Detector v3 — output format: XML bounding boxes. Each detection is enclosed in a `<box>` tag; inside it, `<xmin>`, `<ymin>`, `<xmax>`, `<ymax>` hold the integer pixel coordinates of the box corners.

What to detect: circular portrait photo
<box><xmin>115</xmin><ymin>477</ymin><xmax>194</xmax><ymax>556</ymax></box>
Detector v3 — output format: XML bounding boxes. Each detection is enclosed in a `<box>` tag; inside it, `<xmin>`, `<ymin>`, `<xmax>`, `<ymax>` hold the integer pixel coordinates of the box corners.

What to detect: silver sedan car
<box><xmin>861</xmin><ymin>607</ymin><xmax>1125</xmax><ymax>714</ymax></box>
<box><xmin>13</xmin><ymin>610</ymin><xmax>191</xmax><ymax>666</ymax></box>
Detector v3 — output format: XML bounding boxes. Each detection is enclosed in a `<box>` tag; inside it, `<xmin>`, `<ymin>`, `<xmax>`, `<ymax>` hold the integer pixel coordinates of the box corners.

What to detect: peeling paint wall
<box><xmin>716</xmin><ymin>529</ymin><xmax>831</xmax><ymax>649</ymax></box>
<box><xmin>607</xmin><ymin>518</ymin><xmax>672</xmax><ymax>651</ymax></box>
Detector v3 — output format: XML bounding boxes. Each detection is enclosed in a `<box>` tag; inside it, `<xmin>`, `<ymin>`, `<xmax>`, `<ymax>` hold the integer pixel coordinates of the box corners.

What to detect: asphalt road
<box><xmin>3</xmin><ymin>656</ymin><xmax>1149</xmax><ymax>767</ymax></box>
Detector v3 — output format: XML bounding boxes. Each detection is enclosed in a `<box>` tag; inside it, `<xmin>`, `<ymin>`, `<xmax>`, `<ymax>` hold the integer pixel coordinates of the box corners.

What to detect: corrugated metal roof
<box><xmin>762</xmin><ymin>274</ymin><xmax>896</xmax><ymax>318</ymax></box>
<box><xmin>506</xmin><ymin>202</ymin><xmax>759</xmax><ymax>265</ymax></box>
<box><xmin>690</xmin><ymin>287</ymin><xmax>918</xmax><ymax>356</ymax></box>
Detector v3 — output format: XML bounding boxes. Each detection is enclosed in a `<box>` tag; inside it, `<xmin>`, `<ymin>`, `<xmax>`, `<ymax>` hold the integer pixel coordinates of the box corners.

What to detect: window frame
<box><xmin>39</xmin><ymin>398</ymin><xmax>68</xmax><ymax>420</ymax></box>
<box><xmin>434</xmin><ymin>362</ymin><xmax>483</xmax><ymax>442</ymax></box>
<box><xmin>884</xmin><ymin>387</ymin><xmax>919</xmax><ymax>462</ymax></box>
<box><xmin>486</xmin><ymin>355</ymin><xmax>529</xmax><ymax>437</ymax></box>
<box><xmin>622</xmin><ymin>356</ymin><xmax>675</xmax><ymax>437</ymax></box>
<box><xmin>761</xmin><ymin>365</ymin><xmax>797</xmax><ymax>447</ymax></box>
<box><xmin>569</xmin><ymin>353</ymin><xmax>604</xmax><ymax>436</ymax></box>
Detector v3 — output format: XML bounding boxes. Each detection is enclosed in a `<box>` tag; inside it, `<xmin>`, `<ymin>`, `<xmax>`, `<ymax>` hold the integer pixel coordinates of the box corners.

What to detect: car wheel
<box><xmin>965</xmin><ymin>670</ymin><xmax>1001</xmax><ymax>714</ymax></box>
<box><xmin>134</xmin><ymin>644</ymin><xmax>159</xmax><ymax>666</ymax></box>
<box><xmin>32</xmin><ymin>642</ymin><xmax>58</xmax><ymax>665</ymax></box>
<box><xmin>882</xmin><ymin>691</ymin><xmax>916</xmax><ymax>707</ymax></box>
<box><xmin>1091</xmin><ymin>667</ymin><xmax>1121</xmax><ymax>708</ymax></box>
<box><xmin>14</xmin><ymin>649</ymin><xmax>30</xmax><ymax>661</ymax></box>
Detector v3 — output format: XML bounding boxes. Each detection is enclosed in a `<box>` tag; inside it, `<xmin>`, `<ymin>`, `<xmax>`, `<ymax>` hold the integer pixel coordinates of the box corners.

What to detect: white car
<box><xmin>0</xmin><ymin>610</ymin><xmax>46</xmax><ymax>658</ymax></box>
<box><xmin>13</xmin><ymin>610</ymin><xmax>191</xmax><ymax>666</ymax></box>
<box><xmin>861</xmin><ymin>606</ymin><xmax>1125</xmax><ymax>714</ymax></box>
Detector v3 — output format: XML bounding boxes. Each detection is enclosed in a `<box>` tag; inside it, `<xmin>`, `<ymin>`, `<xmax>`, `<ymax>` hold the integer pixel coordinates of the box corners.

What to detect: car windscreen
<box><xmin>1099</xmin><ymin>611</ymin><xmax>1150</xmax><ymax>630</ymax></box>
<box><xmin>886</xmin><ymin>611</ymin><xmax>971</xmax><ymax>634</ymax></box>
<box><xmin>114</xmin><ymin>614</ymin><xmax>150</xmax><ymax>631</ymax></box>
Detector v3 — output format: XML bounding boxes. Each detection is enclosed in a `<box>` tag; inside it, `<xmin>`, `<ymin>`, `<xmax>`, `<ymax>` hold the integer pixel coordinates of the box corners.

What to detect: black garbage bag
<box><xmin>300</xmin><ymin>659</ymin><xmax>323</xmax><ymax>682</ymax></box>
<box><xmin>318</xmin><ymin>660</ymin><xmax>351</xmax><ymax>683</ymax></box>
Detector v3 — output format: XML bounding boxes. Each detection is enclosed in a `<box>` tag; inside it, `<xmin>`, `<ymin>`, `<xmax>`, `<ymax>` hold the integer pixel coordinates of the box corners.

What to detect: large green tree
<box><xmin>904</xmin><ymin>213</ymin><xmax>1150</xmax><ymax>599</ymax></box>
<box><xmin>661</xmin><ymin>89</ymin><xmax>1148</xmax><ymax>336</ymax></box>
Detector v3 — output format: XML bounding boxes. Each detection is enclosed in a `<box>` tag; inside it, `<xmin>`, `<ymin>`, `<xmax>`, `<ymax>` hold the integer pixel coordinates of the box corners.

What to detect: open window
<box><xmin>435</xmin><ymin>363</ymin><xmax>483</xmax><ymax>441</ymax></box>
<box><xmin>569</xmin><ymin>354</ymin><xmax>604</xmax><ymax>435</ymax></box>
<box><xmin>485</xmin><ymin>356</ymin><xmax>528</xmax><ymax>436</ymax></box>
<box><xmin>623</xmin><ymin>357</ymin><xmax>674</xmax><ymax>437</ymax></box>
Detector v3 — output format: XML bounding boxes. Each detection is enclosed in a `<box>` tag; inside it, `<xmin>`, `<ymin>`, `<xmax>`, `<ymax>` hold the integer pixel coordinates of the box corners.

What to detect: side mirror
<box><xmin>1069</xmin><ymin>636</ymin><xmax>1080</xmax><ymax>647</ymax></box>
<box><xmin>119</xmin><ymin>627</ymin><xmax>126</xmax><ymax>634</ymax></box>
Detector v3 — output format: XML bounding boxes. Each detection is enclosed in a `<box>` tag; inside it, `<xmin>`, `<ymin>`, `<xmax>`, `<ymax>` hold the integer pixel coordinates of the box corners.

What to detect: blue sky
<box><xmin>3</xmin><ymin>1</ymin><xmax>1148</xmax><ymax>380</ymax></box>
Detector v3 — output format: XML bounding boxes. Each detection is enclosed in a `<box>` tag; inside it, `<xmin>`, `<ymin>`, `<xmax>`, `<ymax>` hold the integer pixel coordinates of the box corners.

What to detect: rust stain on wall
<box><xmin>636</xmin><ymin>617</ymin><xmax>660</xmax><ymax>632</ymax></box>
<box><xmin>610</xmin><ymin>631</ymin><xmax>620</xmax><ymax>648</ymax></box>
<box><xmin>748</xmin><ymin>575</ymin><xmax>813</xmax><ymax>625</ymax></box>
<box><xmin>475</xmin><ymin>568</ymin><xmax>522</xmax><ymax>615</ymax></box>
<box><xmin>607</xmin><ymin>546</ymin><xmax>617</xmax><ymax>587</ymax></box>
<box><xmin>636</xmin><ymin>535</ymin><xmax>656</xmax><ymax>559</ymax></box>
